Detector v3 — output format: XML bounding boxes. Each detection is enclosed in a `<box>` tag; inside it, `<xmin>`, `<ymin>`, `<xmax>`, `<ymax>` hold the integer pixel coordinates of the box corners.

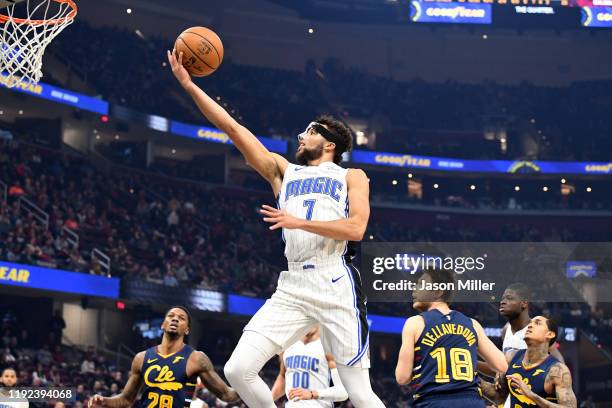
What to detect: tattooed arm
<box><xmin>193</xmin><ymin>351</ymin><xmax>241</xmax><ymax>404</ymax></box>
<box><xmin>507</xmin><ymin>363</ymin><xmax>577</xmax><ymax>408</ymax></box>
<box><xmin>480</xmin><ymin>376</ymin><xmax>508</xmax><ymax>405</ymax></box>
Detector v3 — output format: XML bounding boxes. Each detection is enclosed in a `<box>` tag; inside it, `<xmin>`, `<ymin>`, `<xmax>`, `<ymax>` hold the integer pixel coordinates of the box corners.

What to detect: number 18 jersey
<box><xmin>410</xmin><ymin>310</ymin><xmax>481</xmax><ymax>402</ymax></box>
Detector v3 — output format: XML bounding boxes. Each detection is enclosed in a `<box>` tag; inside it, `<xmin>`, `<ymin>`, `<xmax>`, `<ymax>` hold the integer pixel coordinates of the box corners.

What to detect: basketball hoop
<box><xmin>0</xmin><ymin>0</ymin><xmax>77</xmax><ymax>88</ymax></box>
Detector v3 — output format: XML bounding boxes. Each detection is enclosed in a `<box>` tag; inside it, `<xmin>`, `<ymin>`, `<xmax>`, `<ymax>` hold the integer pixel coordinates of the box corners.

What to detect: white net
<box><xmin>0</xmin><ymin>0</ymin><xmax>76</xmax><ymax>88</ymax></box>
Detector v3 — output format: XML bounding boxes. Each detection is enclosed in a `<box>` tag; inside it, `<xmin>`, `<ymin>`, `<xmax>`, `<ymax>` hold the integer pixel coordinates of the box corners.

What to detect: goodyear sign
<box><xmin>585</xmin><ymin>163</ymin><xmax>612</xmax><ymax>173</ymax></box>
<box><xmin>0</xmin><ymin>74</ymin><xmax>109</xmax><ymax>115</ymax></box>
<box><xmin>0</xmin><ymin>261</ymin><xmax>119</xmax><ymax>298</ymax></box>
<box><xmin>170</xmin><ymin>121</ymin><xmax>287</xmax><ymax>153</ymax></box>
<box><xmin>410</xmin><ymin>1</ymin><xmax>492</xmax><ymax>24</ymax></box>
<box><xmin>352</xmin><ymin>150</ymin><xmax>612</xmax><ymax>175</ymax></box>
<box><xmin>582</xmin><ymin>6</ymin><xmax>612</xmax><ymax>27</ymax></box>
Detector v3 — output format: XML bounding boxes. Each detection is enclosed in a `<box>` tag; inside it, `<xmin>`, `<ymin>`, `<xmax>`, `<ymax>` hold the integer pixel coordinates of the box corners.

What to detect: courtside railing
<box><xmin>91</xmin><ymin>248</ymin><xmax>111</xmax><ymax>277</ymax></box>
<box><xmin>18</xmin><ymin>195</ymin><xmax>49</xmax><ymax>229</ymax></box>
<box><xmin>62</xmin><ymin>226</ymin><xmax>79</xmax><ymax>249</ymax></box>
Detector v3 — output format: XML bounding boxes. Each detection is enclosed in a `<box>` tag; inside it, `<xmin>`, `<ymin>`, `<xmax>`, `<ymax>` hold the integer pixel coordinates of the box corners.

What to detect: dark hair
<box><xmin>315</xmin><ymin>115</ymin><xmax>353</xmax><ymax>164</ymax></box>
<box><xmin>166</xmin><ymin>306</ymin><xmax>191</xmax><ymax>328</ymax></box>
<box><xmin>505</xmin><ymin>283</ymin><xmax>531</xmax><ymax>302</ymax></box>
<box><xmin>543</xmin><ymin>315</ymin><xmax>559</xmax><ymax>346</ymax></box>
<box><xmin>1</xmin><ymin>367</ymin><xmax>16</xmax><ymax>376</ymax></box>
<box><xmin>423</xmin><ymin>268</ymin><xmax>456</xmax><ymax>304</ymax></box>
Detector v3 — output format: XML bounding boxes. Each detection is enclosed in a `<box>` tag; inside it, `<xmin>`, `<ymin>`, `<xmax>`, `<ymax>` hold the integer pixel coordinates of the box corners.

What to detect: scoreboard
<box><xmin>409</xmin><ymin>0</ymin><xmax>612</xmax><ymax>27</ymax></box>
<box><xmin>421</xmin><ymin>0</ymin><xmax>612</xmax><ymax>7</ymax></box>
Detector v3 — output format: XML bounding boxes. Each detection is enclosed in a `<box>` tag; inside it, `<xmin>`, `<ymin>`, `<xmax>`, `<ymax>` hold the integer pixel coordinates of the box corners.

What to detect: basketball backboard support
<box><xmin>0</xmin><ymin>0</ymin><xmax>26</xmax><ymax>9</ymax></box>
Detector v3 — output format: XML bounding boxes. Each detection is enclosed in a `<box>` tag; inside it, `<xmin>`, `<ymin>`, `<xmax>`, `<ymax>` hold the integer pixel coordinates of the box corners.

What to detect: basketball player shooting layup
<box><xmin>168</xmin><ymin>50</ymin><xmax>385</xmax><ymax>408</ymax></box>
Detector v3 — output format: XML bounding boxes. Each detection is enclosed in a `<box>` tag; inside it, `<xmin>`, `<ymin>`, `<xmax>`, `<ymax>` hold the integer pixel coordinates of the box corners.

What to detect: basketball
<box><xmin>174</xmin><ymin>26</ymin><xmax>224</xmax><ymax>77</ymax></box>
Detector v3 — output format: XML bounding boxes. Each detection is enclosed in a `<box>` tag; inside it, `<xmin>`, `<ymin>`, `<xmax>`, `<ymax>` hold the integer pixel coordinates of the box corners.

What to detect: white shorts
<box><xmin>244</xmin><ymin>257</ymin><xmax>370</xmax><ymax>368</ymax></box>
<box><xmin>285</xmin><ymin>400</ymin><xmax>333</xmax><ymax>408</ymax></box>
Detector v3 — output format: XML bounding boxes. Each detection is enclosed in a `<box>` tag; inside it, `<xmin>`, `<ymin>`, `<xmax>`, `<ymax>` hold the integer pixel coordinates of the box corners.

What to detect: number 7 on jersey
<box><xmin>303</xmin><ymin>199</ymin><xmax>316</xmax><ymax>220</ymax></box>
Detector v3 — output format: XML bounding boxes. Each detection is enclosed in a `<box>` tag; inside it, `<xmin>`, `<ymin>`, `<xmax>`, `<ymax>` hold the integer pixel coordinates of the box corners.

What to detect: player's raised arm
<box><xmin>395</xmin><ymin>316</ymin><xmax>423</xmax><ymax>385</ymax></box>
<box><xmin>472</xmin><ymin>319</ymin><xmax>508</xmax><ymax>374</ymax></box>
<box><xmin>194</xmin><ymin>351</ymin><xmax>241</xmax><ymax>404</ymax></box>
<box><xmin>167</xmin><ymin>50</ymin><xmax>287</xmax><ymax>192</ymax></box>
<box><xmin>270</xmin><ymin>353</ymin><xmax>286</xmax><ymax>402</ymax></box>
<box><xmin>89</xmin><ymin>352</ymin><xmax>144</xmax><ymax>408</ymax></box>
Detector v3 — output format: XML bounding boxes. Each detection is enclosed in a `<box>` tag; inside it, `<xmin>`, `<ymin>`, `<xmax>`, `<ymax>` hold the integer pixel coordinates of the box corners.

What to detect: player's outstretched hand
<box><xmin>167</xmin><ymin>49</ymin><xmax>192</xmax><ymax>89</ymax></box>
<box><xmin>288</xmin><ymin>388</ymin><xmax>315</xmax><ymax>401</ymax></box>
<box><xmin>260</xmin><ymin>205</ymin><xmax>303</xmax><ymax>230</ymax></box>
<box><xmin>87</xmin><ymin>394</ymin><xmax>105</xmax><ymax>408</ymax></box>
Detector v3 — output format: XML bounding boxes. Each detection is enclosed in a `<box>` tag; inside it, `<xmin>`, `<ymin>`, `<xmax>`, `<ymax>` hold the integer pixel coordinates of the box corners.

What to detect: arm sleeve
<box><xmin>315</xmin><ymin>368</ymin><xmax>349</xmax><ymax>402</ymax></box>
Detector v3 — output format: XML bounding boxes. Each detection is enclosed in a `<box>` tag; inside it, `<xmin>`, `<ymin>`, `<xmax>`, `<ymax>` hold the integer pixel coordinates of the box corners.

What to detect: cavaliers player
<box><xmin>499</xmin><ymin>284</ymin><xmax>564</xmax><ymax>361</ymax></box>
<box><xmin>271</xmin><ymin>326</ymin><xmax>348</xmax><ymax>407</ymax></box>
<box><xmin>395</xmin><ymin>269</ymin><xmax>508</xmax><ymax>407</ymax></box>
<box><xmin>168</xmin><ymin>50</ymin><xmax>385</xmax><ymax>408</ymax></box>
<box><xmin>481</xmin><ymin>316</ymin><xmax>577</xmax><ymax>407</ymax></box>
<box><xmin>479</xmin><ymin>283</ymin><xmax>565</xmax><ymax>408</ymax></box>
<box><xmin>88</xmin><ymin>306</ymin><xmax>240</xmax><ymax>408</ymax></box>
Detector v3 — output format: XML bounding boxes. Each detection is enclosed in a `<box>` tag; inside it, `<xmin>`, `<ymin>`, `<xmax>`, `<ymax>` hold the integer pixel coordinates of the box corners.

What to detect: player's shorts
<box><xmin>414</xmin><ymin>391</ymin><xmax>486</xmax><ymax>408</ymax></box>
<box><xmin>244</xmin><ymin>256</ymin><xmax>370</xmax><ymax>368</ymax></box>
<box><xmin>285</xmin><ymin>399</ymin><xmax>333</xmax><ymax>408</ymax></box>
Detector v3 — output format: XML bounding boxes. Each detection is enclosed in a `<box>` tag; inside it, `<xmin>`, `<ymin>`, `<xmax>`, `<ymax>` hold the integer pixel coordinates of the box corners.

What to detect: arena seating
<box><xmin>48</xmin><ymin>22</ymin><xmax>612</xmax><ymax>161</ymax></box>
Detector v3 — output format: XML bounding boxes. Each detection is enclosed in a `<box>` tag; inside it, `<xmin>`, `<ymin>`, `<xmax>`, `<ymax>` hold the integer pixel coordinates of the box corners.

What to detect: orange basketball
<box><xmin>174</xmin><ymin>27</ymin><xmax>224</xmax><ymax>77</ymax></box>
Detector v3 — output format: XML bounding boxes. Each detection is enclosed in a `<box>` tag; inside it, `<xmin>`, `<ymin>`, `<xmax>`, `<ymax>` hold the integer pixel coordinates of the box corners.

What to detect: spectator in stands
<box><xmin>80</xmin><ymin>356</ymin><xmax>95</xmax><ymax>374</ymax></box>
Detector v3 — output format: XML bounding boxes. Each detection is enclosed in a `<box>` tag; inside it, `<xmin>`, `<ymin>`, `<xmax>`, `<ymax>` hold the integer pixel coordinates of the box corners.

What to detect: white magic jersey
<box><xmin>278</xmin><ymin>162</ymin><xmax>350</xmax><ymax>263</ymax></box>
<box><xmin>284</xmin><ymin>339</ymin><xmax>332</xmax><ymax>408</ymax></box>
<box><xmin>502</xmin><ymin>324</ymin><xmax>528</xmax><ymax>354</ymax></box>
<box><xmin>502</xmin><ymin>324</ymin><xmax>528</xmax><ymax>408</ymax></box>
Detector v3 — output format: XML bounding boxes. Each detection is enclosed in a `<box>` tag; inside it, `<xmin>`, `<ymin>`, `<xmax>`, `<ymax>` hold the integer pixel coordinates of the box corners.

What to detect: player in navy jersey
<box><xmin>88</xmin><ymin>307</ymin><xmax>240</xmax><ymax>408</ymax></box>
<box><xmin>481</xmin><ymin>315</ymin><xmax>577</xmax><ymax>407</ymax></box>
<box><xmin>396</xmin><ymin>269</ymin><xmax>508</xmax><ymax>407</ymax></box>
